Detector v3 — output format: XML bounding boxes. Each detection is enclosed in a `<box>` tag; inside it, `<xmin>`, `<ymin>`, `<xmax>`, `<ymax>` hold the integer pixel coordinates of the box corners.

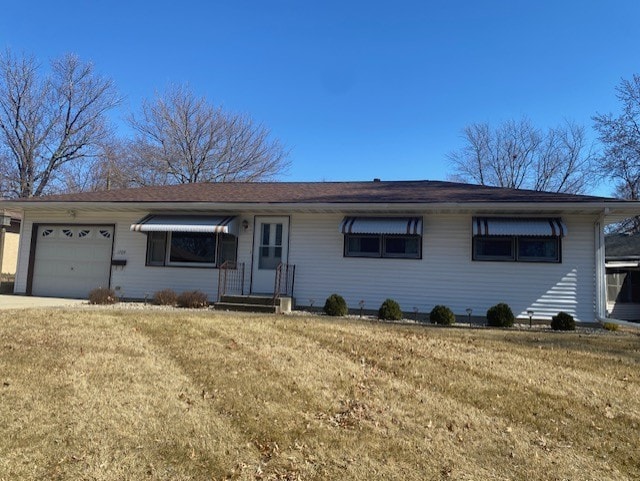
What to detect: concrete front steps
<box><xmin>214</xmin><ymin>295</ymin><xmax>293</xmax><ymax>314</ymax></box>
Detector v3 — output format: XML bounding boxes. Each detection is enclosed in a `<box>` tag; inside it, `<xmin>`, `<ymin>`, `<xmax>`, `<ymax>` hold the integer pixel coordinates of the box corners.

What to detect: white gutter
<box><xmin>4</xmin><ymin>200</ymin><xmax>640</xmax><ymax>215</ymax></box>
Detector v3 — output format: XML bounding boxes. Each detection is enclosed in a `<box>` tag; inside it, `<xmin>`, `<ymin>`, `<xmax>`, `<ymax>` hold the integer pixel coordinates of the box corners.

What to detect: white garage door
<box><xmin>32</xmin><ymin>225</ymin><xmax>114</xmax><ymax>298</ymax></box>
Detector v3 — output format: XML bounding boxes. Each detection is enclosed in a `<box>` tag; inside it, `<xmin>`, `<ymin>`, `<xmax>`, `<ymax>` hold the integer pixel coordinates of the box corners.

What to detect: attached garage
<box><xmin>30</xmin><ymin>225</ymin><xmax>114</xmax><ymax>298</ymax></box>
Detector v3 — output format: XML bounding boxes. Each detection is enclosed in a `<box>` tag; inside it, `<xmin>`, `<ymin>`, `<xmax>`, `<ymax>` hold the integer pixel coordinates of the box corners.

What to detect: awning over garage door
<box><xmin>130</xmin><ymin>215</ymin><xmax>238</xmax><ymax>234</ymax></box>
<box><xmin>472</xmin><ymin>217</ymin><xmax>567</xmax><ymax>237</ymax></box>
<box><xmin>339</xmin><ymin>217</ymin><xmax>423</xmax><ymax>235</ymax></box>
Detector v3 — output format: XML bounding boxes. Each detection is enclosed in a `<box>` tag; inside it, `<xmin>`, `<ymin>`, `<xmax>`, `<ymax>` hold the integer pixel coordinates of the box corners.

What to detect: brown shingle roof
<box><xmin>12</xmin><ymin>180</ymin><xmax>613</xmax><ymax>204</ymax></box>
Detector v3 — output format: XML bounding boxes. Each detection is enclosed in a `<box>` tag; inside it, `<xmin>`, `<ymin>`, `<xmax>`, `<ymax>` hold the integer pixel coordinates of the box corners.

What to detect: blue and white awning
<box><xmin>473</xmin><ymin>217</ymin><xmax>567</xmax><ymax>237</ymax></box>
<box><xmin>340</xmin><ymin>217</ymin><xmax>423</xmax><ymax>235</ymax></box>
<box><xmin>131</xmin><ymin>215</ymin><xmax>237</xmax><ymax>234</ymax></box>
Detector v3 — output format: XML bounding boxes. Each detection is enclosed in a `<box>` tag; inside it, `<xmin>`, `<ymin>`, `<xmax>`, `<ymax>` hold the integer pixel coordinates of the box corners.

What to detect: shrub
<box><xmin>486</xmin><ymin>303</ymin><xmax>514</xmax><ymax>327</ymax></box>
<box><xmin>88</xmin><ymin>287</ymin><xmax>118</xmax><ymax>305</ymax></box>
<box><xmin>551</xmin><ymin>311</ymin><xmax>576</xmax><ymax>331</ymax></box>
<box><xmin>603</xmin><ymin>322</ymin><xmax>619</xmax><ymax>332</ymax></box>
<box><xmin>323</xmin><ymin>294</ymin><xmax>348</xmax><ymax>316</ymax></box>
<box><xmin>378</xmin><ymin>298</ymin><xmax>403</xmax><ymax>320</ymax></box>
<box><xmin>430</xmin><ymin>305</ymin><xmax>456</xmax><ymax>325</ymax></box>
<box><xmin>176</xmin><ymin>290</ymin><xmax>208</xmax><ymax>309</ymax></box>
<box><xmin>153</xmin><ymin>289</ymin><xmax>178</xmax><ymax>306</ymax></box>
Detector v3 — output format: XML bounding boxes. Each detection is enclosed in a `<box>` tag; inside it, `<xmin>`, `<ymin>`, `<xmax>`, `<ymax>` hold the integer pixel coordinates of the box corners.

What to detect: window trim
<box><xmin>344</xmin><ymin>233</ymin><xmax>422</xmax><ymax>259</ymax></box>
<box><xmin>145</xmin><ymin>231</ymin><xmax>237</xmax><ymax>268</ymax></box>
<box><xmin>472</xmin><ymin>235</ymin><xmax>561</xmax><ymax>263</ymax></box>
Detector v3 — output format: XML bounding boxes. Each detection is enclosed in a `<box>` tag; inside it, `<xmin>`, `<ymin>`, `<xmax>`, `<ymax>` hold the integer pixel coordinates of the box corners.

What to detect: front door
<box><xmin>251</xmin><ymin>216</ymin><xmax>289</xmax><ymax>294</ymax></box>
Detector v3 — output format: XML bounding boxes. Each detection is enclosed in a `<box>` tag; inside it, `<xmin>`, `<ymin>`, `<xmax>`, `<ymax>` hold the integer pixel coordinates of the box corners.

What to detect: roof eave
<box><xmin>4</xmin><ymin>200</ymin><xmax>640</xmax><ymax>216</ymax></box>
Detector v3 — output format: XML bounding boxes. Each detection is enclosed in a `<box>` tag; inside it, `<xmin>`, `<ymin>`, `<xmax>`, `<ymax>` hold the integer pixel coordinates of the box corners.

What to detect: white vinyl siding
<box><xmin>15</xmin><ymin>210</ymin><xmax>598</xmax><ymax>321</ymax></box>
<box><xmin>288</xmin><ymin>213</ymin><xmax>596</xmax><ymax>322</ymax></box>
<box><xmin>15</xmin><ymin>211</ymin><xmax>250</xmax><ymax>300</ymax></box>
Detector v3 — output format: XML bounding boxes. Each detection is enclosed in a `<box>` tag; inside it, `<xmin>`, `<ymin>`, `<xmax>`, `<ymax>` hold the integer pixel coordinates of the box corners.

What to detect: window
<box><xmin>607</xmin><ymin>269</ymin><xmax>640</xmax><ymax>303</ymax></box>
<box><xmin>169</xmin><ymin>232</ymin><xmax>216</xmax><ymax>265</ymax></box>
<box><xmin>517</xmin><ymin>237</ymin><xmax>559</xmax><ymax>262</ymax></box>
<box><xmin>383</xmin><ymin>235</ymin><xmax>420</xmax><ymax>258</ymax></box>
<box><xmin>473</xmin><ymin>236</ymin><xmax>560</xmax><ymax>263</ymax></box>
<box><xmin>346</xmin><ymin>235</ymin><xmax>381</xmax><ymax>257</ymax></box>
<box><xmin>345</xmin><ymin>234</ymin><xmax>421</xmax><ymax>259</ymax></box>
<box><xmin>473</xmin><ymin>237</ymin><xmax>514</xmax><ymax>261</ymax></box>
<box><xmin>145</xmin><ymin>231</ymin><xmax>237</xmax><ymax>267</ymax></box>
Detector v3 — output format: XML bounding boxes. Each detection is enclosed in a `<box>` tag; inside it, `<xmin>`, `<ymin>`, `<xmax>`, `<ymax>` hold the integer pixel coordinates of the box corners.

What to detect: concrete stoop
<box><xmin>214</xmin><ymin>295</ymin><xmax>293</xmax><ymax>314</ymax></box>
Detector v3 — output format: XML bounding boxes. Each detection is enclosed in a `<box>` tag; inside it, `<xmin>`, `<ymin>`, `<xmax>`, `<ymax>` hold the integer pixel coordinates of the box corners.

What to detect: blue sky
<box><xmin>2</xmin><ymin>1</ymin><xmax>640</xmax><ymax>194</ymax></box>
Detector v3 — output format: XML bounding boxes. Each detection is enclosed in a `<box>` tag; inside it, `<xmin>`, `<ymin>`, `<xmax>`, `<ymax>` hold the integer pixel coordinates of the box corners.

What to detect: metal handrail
<box><xmin>217</xmin><ymin>261</ymin><xmax>244</xmax><ymax>301</ymax></box>
<box><xmin>273</xmin><ymin>262</ymin><xmax>295</xmax><ymax>303</ymax></box>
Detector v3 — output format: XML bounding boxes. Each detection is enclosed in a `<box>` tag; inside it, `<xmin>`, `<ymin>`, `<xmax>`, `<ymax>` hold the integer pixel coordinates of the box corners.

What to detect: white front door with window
<box><xmin>251</xmin><ymin>216</ymin><xmax>289</xmax><ymax>294</ymax></box>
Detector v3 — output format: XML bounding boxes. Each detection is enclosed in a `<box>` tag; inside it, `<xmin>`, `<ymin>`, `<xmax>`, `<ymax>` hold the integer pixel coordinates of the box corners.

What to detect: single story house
<box><xmin>2</xmin><ymin>180</ymin><xmax>639</xmax><ymax>322</ymax></box>
<box><xmin>605</xmin><ymin>232</ymin><xmax>640</xmax><ymax>321</ymax></box>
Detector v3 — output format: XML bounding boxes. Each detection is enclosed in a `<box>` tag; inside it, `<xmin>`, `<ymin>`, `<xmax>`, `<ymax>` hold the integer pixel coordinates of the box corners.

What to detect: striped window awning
<box><xmin>340</xmin><ymin>217</ymin><xmax>423</xmax><ymax>235</ymax></box>
<box><xmin>130</xmin><ymin>215</ymin><xmax>237</xmax><ymax>234</ymax></box>
<box><xmin>472</xmin><ymin>217</ymin><xmax>567</xmax><ymax>237</ymax></box>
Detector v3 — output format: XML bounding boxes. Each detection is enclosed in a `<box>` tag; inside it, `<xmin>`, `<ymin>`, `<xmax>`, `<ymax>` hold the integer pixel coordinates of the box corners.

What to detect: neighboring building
<box><xmin>1</xmin><ymin>180</ymin><xmax>639</xmax><ymax>322</ymax></box>
<box><xmin>0</xmin><ymin>210</ymin><xmax>21</xmax><ymax>277</ymax></box>
<box><xmin>605</xmin><ymin>233</ymin><xmax>640</xmax><ymax>321</ymax></box>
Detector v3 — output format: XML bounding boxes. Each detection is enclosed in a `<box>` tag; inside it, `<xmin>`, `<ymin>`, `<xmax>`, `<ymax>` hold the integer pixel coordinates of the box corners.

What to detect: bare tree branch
<box><xmin>125</xmin><ymin>84</ymin><xmax>289</xmax><ymax>186</ymax></box>
<box><xmin>594</xmin><ymin>74</ymin><xmax>640</xmax><ymax>231</ymax></box>
<box><xmin>447</xmin><ymin>117</ymin><xmax>593</xmax><ymax>194</ymax></box>
<box><xmin>0</xmin><ymin>50</ymin><xmax>119</xmax><ymax>198</ymax></box>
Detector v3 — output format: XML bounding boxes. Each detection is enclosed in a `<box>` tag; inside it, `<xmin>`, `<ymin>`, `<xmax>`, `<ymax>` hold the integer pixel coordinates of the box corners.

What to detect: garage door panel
<box><xmin>32</xmin><ymin>225</ymin><xmax>114</xmax><ymax>298</ymax></box>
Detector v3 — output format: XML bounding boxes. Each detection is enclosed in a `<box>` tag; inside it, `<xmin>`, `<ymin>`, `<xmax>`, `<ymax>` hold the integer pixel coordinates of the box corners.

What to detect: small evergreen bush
<box><xmin>603</xmin><ymin>322</ymin><xmax>619</xmax><ymax>332</ymax></box>
<box><xmin>177</xmin><ymin>290</ymin><xmax>208</xmax><ymax>308</ymax></box>
<box><xmin>153</xmin><ymin>289</ymin><xmax>178</xmax><ymax>306</ymax></box>
<box><xmin>88</xmin><ymin>287</ymin><xmax>118</xmax><ymax>305</ymax></box>
<box><xmin>486</xmin><ymin>303</ymin><xmax>514</xmax><ymax>327</ymax></box>
<box><xmin>323</xmin><ymin>294</ymin><xmax>348</xmax><ymax>316</ymax></box>
<box><xmin>430</xmin><ymin>305</ymin><xmax>456</xmax><ymax>325</ymax></box>
<box><xmin>378</xmin><ymin>298</ymin><xmax>403</xmax><ymax>320</ymax></box>
<box><xmin>551</xmin><ymin>311</ymin><xmax>576</xmax><ymax>331</ymax></box>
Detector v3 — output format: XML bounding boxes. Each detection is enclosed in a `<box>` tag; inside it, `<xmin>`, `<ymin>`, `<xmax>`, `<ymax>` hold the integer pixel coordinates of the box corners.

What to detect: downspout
<box><xmin>594</xmin><ymin>211</ymin><xmax>607</xmax><ymax>323</ymax></box>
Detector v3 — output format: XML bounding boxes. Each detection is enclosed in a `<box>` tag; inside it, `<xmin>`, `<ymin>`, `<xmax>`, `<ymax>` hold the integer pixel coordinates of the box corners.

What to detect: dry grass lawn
<box><xmin>0</xmin><ymin>308</ymin><xmax>639</xmax><ymax>480</ymax></box>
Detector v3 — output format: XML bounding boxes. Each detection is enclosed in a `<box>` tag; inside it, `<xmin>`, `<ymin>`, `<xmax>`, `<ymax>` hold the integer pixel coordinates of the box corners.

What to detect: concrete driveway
<box><xmin>0</xmin><ymin>294</ymin><xmax>86</xmax><ymax>309</ymax></box>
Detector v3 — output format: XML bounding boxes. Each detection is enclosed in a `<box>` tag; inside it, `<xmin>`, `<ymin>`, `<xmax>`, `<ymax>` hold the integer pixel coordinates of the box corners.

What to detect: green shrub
<box><xmin>551</xmin><ymin>311</ymin><xmax>576</xmax><ymax>331</ymax></box>
<box><xmin>603</xmin><ymin>322</ymin><xmax>619</xmax><ymax>332</ymax></box>
<box><xmin>486</xmin><ymin>303</ymin><xmax>514</xmax><ymax>327</ymax></box>
<box><xmin>153</xmin><ymin>289</ymin><xmax>178</xmax><ymax>306</ymax></box>
<box><xmin>430</xmin><ymin>305</ymin><xmax>456</xmax><ymax>325</ymax></box>
<box><xmin>177</xmin><ymin>290</ymin><xmax>208</xmax><ymax>308</ymax></box>
<box><xmin>323</xmin><ymin>294</ymin><xmax>348</xmax><ymax>316</ymax></box>
<box><xmin>88</xmin><ymin>287</ymin><xmax>118</xmax><ymax>305</ymax></box>
<box><xmin>378</xmin><ymin>298</ymin><xmax>403</xmax><ymax>320</ymax></box>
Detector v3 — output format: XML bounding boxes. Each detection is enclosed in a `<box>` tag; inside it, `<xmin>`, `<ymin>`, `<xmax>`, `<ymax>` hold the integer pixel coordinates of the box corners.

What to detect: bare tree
<box><xmin>593</xmin><ymin>75</ymin><xmax>640</xmax><ymax>199</ymax></box>
<box><xmin>448</xmin><ymin>118</ymin><xmax>593</xmax><ymax>194</ymax></box>
<box><xmin>593</xmin><ymin>74</ymin><xmax>640</xmax><ymax>231</ymax></box>
<box><xmin>0</xmin><ymin>50</ymin><xmax>119</xmax><ymax>198</ymax></box>
<box><xmin>125</xmin><ymin>85</ymin><xmax>289</xmax><ymax>186</ymax></box>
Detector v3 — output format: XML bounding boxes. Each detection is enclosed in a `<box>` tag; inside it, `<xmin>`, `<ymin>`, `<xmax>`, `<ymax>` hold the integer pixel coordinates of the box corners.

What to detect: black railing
<box><xmin>217</xmin><ymin>261</ymin><xmax>245</xmax><ymax>300</ymax></box>
<box><xmin>273</xmin><ymin>262</ymin><xmax>295</xmax><ymax>302</ymax></box>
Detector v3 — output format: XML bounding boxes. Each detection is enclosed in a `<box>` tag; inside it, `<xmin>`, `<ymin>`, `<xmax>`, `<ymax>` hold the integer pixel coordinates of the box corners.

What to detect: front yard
<box><xmin>0</xmin><ymin>308</ymin><xmax>638</xmax><ymax>480</ymax></box>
